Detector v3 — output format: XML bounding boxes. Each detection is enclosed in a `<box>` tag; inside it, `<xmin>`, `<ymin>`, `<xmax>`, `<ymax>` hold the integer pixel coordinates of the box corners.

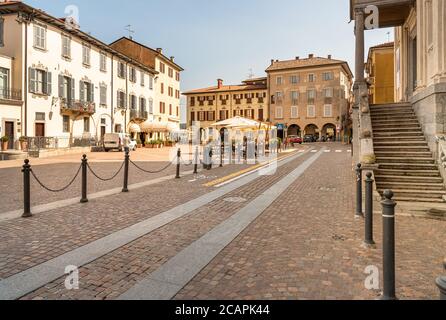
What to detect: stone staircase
<box><xmin>371</xmin><ymin>103</ymin><xmax>446</xmax><ymax>203</ymax></box>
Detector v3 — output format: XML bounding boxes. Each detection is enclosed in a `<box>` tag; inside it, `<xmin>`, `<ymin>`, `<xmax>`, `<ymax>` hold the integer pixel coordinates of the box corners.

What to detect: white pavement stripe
<box><xmin>324</xmin><ymin>150</ymin><xmax>331</xmax><ymax>153</ymax></box>
<box><xmin>0</xmin><ymin>150</ymin><xmax>309</xmax><ymax>300</ymax></box>
<box><xmin>311</xmin><ymin>150</ymin><xmax>318</xmax><ymax>153</ymax></box>
<box><xmin>118</xmin><ymin>148</ymin><xmax>325</xmax><ymax>300</ymax></box>
<box><xmin>336</xmin><ymin>150</ymin><xmax>342</xmax><ymax>153</ymax></box>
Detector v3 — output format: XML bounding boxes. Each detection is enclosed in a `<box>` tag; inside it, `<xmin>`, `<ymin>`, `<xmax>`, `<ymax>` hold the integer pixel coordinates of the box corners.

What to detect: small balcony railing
<box><xmin>60</xmin><ymin>99</ymin><xmax>96</xmax><ymax>114</ymax></box>
<box><xmin>0</xmin><ymin>88</ymin><xmax>22</xmax><ymax>101</ymax></box>
<box><xmin>130</xmin><ymin>109</ymin><xmax>148</xmax><ymax>120</ymax></box>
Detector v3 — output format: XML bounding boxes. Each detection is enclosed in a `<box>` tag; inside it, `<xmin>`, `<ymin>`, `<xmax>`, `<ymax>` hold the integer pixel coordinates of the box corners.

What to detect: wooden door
<box><xmin>35</xmin><ymin>123</ymin><xmax>45</xmax><ymax>137</ymax></box>
<box><xmin>5</xmin><ymin>121</ymin><xmax>14</xmax><ymax>149</ymax></box>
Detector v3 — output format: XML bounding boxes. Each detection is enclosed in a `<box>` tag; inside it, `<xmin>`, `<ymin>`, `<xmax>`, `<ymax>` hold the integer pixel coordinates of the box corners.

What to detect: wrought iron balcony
<box><xmin>0</xmin><ymin>88</ymin><xmax>22</xmax><ymax>101</ymax></box>
<box><xmin>130</xmin><ymin>109</ymin><xmax>148</xmax><ymax>120</ymax></box>
<box><xmin>60</xmin><ymin>99</ymin><xmax>96</xmax><ymax>114</ymax></box>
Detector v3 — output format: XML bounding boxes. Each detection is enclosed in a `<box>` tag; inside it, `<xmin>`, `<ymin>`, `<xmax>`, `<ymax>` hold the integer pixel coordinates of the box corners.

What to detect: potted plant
<box><xmin>164</xmin><ymin>139</ymin><xmax>173</xmax><ymax>147</ymax></box>
<box><xmin>19</xmin><ymin>136</ymin><xmax>28</xmax><ymax>151</ymax></box>
<box><xmin>1</xmin><ymin>136</ymin><xmax>9</xmax><ymax>151</ymax></box>
<box><xmin>146</xmin><ymin>140</ymin><xmax>155</xmax><ymax>148</ymax></box>
<box><xmin>136</xmin><ymin>138</ymin><xmax>142</xmax><ymax>148</ymax></box>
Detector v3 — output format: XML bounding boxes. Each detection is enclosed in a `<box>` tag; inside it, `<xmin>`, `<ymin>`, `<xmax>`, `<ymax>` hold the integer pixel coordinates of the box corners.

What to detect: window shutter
<box><xmin>29</xmin><ymin>67</ymin><xmax>36</xmax><ymax>93</ymax></box>
<box><xmin>70</xmin><ymin>78</ymin><xmax>75</xmax><ymax>101</ymax></box>
<box><xmin>90</xmin><ymin>83</ymin><xmax>94</xmax><ymax>102</ymax></box>
<box><xmin>117</xmin><ymin>91</ymin><xmax>121</xmax><ymax>107</ymax></box>
<box><xmin>45</xmin><ymin>71</ymin><xmax>52</xmax><ymax>95</ymax></box>
<box><xmin>80</xmin><ymin>81</ymin><xmax>84</xmax><ymax>101</ymax></box>
<box><xmin>58</xmin><ymin>75</ymin><xmax>64</xmax><ymax>98</ymax></box>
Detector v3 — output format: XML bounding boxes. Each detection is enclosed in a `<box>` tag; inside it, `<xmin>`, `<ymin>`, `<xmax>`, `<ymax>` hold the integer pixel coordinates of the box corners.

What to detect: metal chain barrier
<box><xmin>87</xmin><ymin>161</ymin><xmax>125</xmax><ymax>182</ymax></box>
<box><xmin>129</xmin><ymin>159</ymin><xmax>172</xmax><ymax>174</ymax></box>
<box><xmin>180</xmin><ymin>156</ymin><xmax>193</xmax><ymax>166</ymax></box>
<box><xmin>30</xmin><ymin>164</ymin><xmax>82</xmax><ymax>193</ymax></box>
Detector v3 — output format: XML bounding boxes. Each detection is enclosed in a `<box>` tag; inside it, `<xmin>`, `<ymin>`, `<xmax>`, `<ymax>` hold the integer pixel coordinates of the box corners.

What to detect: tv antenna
<box><xmin>387</xmin><ymin>31</ymin><xmax>391</xmax><ymax>42</ymax></box>
<box><xmin>247</xmin><ymin>68</ymin><xmax>255</xmax><ymax>79</ymax></box>
<box><xmin>125</xmin><ymin>25</ymin><xmax>135</xmax><ymax>39</ymax></box>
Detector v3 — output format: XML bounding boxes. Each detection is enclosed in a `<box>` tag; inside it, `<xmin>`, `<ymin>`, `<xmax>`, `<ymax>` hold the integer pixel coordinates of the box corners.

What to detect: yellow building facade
<box><xmin>366</xmin><ymin>42</ymin><xmax>395</xmax><ymax>104</ymax></box>
<box><xmin>184</xmin><ymin>78</ymin><xmax>268</xmax><ymax>129</ymax></box>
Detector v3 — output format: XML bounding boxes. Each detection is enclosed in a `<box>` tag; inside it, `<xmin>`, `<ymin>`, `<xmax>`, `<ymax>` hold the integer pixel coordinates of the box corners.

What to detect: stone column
<box><xmin>352</xmin><ymin>8</ymin><xmax>365</xmax><ymax>165</ymax></box>
<box><xmin>355</xmin><ymin>8</ymin><xmax>365</xmax><ymax>85</ymax></box>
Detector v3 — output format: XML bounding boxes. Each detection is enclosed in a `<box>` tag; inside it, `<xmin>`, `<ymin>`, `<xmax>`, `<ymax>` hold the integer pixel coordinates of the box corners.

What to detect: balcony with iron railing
<box><xmin>130</xmin><ymin>109</ymin><xmax>148</xmax><ymax>120</ymax></box>
<box><xmin>0</xmin><ymin>88</ymin><xmax>22</xmax><ymax>103</ymax></box>
<box><xmin>60</xmin><ymin>98</ymin><xmax>96</xmax><ymax>114</ymax></box>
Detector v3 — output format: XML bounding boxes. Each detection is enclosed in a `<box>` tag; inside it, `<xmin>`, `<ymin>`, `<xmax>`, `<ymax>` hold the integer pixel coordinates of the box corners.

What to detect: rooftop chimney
<box><xmin>170</xmin><ymin>56</ymin><xmax>175</xmax><ymax>62</ymax></box>
<box><xmin>156</xmin><ymin>48</ymin><xmax>163</xmax><ymax>54</ymax></box>
<box><xmin>328</xmin><ymin>54</ymin><xmax>332</xmax><ymax>59</ymax></box>
<box><xmin>308</xmin><ymin>54</ymin><xmax>314</xmax><ymax>59</ymax></box>
<box><xmin>295</xmin><ymin>56</ymin><xmax>299</xmax><ymax>60</ymax></box>
<box><xmin>217</xmin><ymin>79</ymin><xmax>223</xmax><ymax>89</ymax></box>
<box><xmin>271</xmin><ymin>59</ymin><xmax>274</xmax><ymax>65</ymax></box>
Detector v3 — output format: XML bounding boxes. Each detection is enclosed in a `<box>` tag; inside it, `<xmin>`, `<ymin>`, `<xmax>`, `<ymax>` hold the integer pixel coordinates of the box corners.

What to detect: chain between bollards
<box><xmin>80</xmin><ymin>155</ymin><xmax>88</xmax><ymax>203</ymax></box>
<box><xmin>364</xmin><ymin>172</ymin><xmax>375</xmax><ymax>247</ymax></box>
<box><xmin>176</xmin><ymin>148</ymin><xmax>181</xmax><ymax>179</ymax></box>
<box><xmin>436</xmin><ymin>259</ymin><xmax>446</xmax><ymax>300</ymax></box>
<box><xmin>355</xmin><ymin>163</ymin><xmax>364</xmax><ymax>218</ymax></box>
<box><xmin>122</xmin><ymin>150</ymin><xmax>130</xmax><ymax>193</ymax></box>
<box><xmin>22</xmin><ymin>159</ymin><xmax>32</xmax><ymax>218</ymax></box>
<box><xmin>381</xmin><ymin>190</ymin><xmax>397</xmax><ymax>300</ymax></box>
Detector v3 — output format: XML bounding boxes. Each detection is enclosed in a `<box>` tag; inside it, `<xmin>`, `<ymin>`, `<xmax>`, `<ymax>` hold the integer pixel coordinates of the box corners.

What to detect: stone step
<box><xmin>374</xmin><ymin>132</ymin><xmax>424</xmax><ymax>137</ymax></box>
<box><xmin>370</xmin><ymin>111</ymin><xmax>416</xmax><ymax>117</ymax></box>
<box><xmin>376</xmin><ymin>157</ymin><xmax>435</xmax><ymax>164</ymax></box>
<box><xmin>372</xmin><ymin>120</ymin><xmax>420</xmax><ymax>126</ymax></box>
<box><xmin>372</xmin><ymin>121</ymin><xmax>421</xmax><ymax>130</ymax></box>
<box><xmin>375</xmin><ymin>151</ymin><xmax>433</xmax><ymax>158</ymax></box>
<box><xmin>373</xmin><ymin>136</ymin><xmax>426</xmax><ymax>142</ymax></box>
<box><xmin>391</xmin><ymin>196</ymin><xmax>446</xmax><ymax>203</ymax></box>
<box><xmin>376</xmin><ymin>181</ymin><xmax>445</xmax><ymax>191</ymax></box>
<box><xmin>375</xmin><ymin>169</ymin><xmax>441</xmax><ymax>177</ymax></box>
<box><xmin>375</xmin><ymin>175</ymin><xmax>443</xmax><ymax>184</ymax></box>
<box><xmin>374</xmin><ymin>141</ymin><xmax>428</xmax><ymax>147</ymax></box>
<box><xmin>371</xmin><ymin>114</ymin><xmax>417</xmax><ymax>118</ymax></box>
<box><xmin>373</xmin><ymin>127</ymin><xmax>423</xmax><ymax>133</ymax></box>
<box><xmin>378</xmin><ymin>163</ymin><xmax>438</xmax><ymax>170</ymax></box>
<box><xmin>374</xmin><ymin>146</ymin><xmax>431</xmax><ymax>152</ymax></box>
<box><xmin>377</xmin><ymin>189</ymin><xmax>446</xmax><ymax>199</ymax></box>
<box><xmin>370</xmin><ymin>103</ymin><xmax>412</xmax><ymax>109</ymax></box>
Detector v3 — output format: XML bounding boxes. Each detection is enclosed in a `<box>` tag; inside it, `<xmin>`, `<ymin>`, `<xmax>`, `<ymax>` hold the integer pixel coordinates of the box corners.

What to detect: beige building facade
<box><xmin>110</xmin><ymin>37</ymin><xmax>183</xmax><ymax>137</ymax></box>
<box><xmin>266</xmin><ymin>55</ymin><xmax>353</xmax><ymax>141</ymax></box>
<box><xmin>184</xmin><ymin>78</ymin><xmax>268</xmax><ymax>131</ymax></box>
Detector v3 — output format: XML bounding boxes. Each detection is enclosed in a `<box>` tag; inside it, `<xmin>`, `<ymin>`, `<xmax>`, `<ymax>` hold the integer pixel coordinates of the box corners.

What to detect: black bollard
<box><xmin>364</xmin><ymin>172</ymin><xmax>375</xmax><ymax>247</ymax></box>
<box><xmin>22</xmin><ymin>159</ymin><xmax>32</xmax><ymax>218</ymax></box>
<box><xmin>436</xmin><ymin>259</ymin><xmax>446</xmax><ymax>300</ymax></box>
<box><xmin>381</xmin><ymin>190</ymin><xmax>397</xmax><ymax>300</ymax></box>
<box><xmin>193</xmin><ymin>146</ymin><xmax>199</xmax><ymax>174</ymax></box>
<box><xmin>80</xmin><ymin>155</ymin><xmax>88</xmax><ymax>203</ymax></box>
<box><xmin>122</xmin><ymin>150</ymin><xmax>130</xmax><ymax>193</ymax></box>
<box><xmin>355</xmin><ymin>163</ymin><xmax>364</xmax><ymax>218</ymax></box>
<box><xmin>176</xmin><ymin>148</ymin><xmax>181</xmax><ymax>179</ymax></box>
<box><xmin>220</xmin><ymin>144</ymin><xmax>224</xmax><ymax>167</ymax></box>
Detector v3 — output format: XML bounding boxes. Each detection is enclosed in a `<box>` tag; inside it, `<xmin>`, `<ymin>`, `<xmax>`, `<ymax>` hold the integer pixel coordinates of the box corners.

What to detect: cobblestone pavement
<box><xmin>0</xmin><ymin>155</ymin><xmax>265</xmax><ymax>279</ymax></box>
<box><xmin>21</xmin><ymin>148</ymin><xmax>315</xmax><ymax>300</ymax></box>
<box><xmin>175</xmin><ymin>144</ymin><xmax>445</xmax><ymax>300</ymax></box>
<box><xmin>2</xmin><ymin>143</ymin><xmax>444</xmax><ymax>300</ymax></box>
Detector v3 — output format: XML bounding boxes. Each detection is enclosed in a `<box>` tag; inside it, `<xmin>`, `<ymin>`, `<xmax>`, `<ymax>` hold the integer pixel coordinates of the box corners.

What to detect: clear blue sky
<box><xmin>27</xmin><ymin>0</ymin><xmax>393</xmax><ymax>93</ymax></box>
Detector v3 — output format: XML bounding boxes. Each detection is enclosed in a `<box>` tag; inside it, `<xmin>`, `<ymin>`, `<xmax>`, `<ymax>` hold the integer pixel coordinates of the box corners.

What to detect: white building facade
<box><xmin>0</xmin><ymin>1</ymin><xmax>157</xmax><ymax>150</ymax></box>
